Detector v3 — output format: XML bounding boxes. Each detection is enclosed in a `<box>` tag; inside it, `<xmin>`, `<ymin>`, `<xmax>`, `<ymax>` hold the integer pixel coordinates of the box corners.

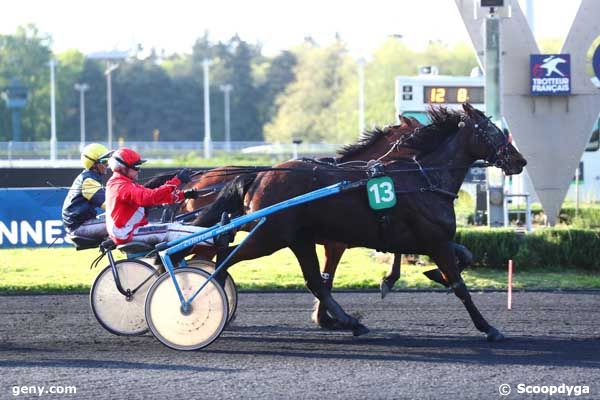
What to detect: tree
<box><xmin>329</xmin><ymin>39</ymin><xmax>481</xmax><ymax>143</ymax></box>
<box><xmin>112</xmin><ymin>59</ymin><xmax>173</xmax><ymax>141</ymax></box>
<box><xmin>55</xmin><ymin>49</ymin><xmax>85</xmax><ymax>141</ymax></box>
<box><xmin>0</xmin><ymin>24</ymin><xmax>52</xmax><ymax>141</ymax></box>
<box><xmin>265</xmin><ymin>39</ymin><xmax>353</xmax><ymax>143</ymax></box>
<box><xmin>257</xmin><ymin>50</ymin><xmax>297</xmax><ymax>126</ymax></box>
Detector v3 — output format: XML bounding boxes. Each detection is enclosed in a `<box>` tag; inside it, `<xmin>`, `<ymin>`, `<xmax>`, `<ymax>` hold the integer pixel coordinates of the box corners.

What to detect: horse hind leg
<box><xmin>454</xmin><ymin>243</ymin><xmax>473</xmax><ymax>272</ymax></box>
<box><xmin>380</xmin><ymin>253</ymin><xmax>402</xmax><ymax>299</ymax></box>
<box><xmin>431</xmin><ymin>241</ymin><xmax>504</xmax><ymax>342</ymax></box>
<box><xmin>423</xmin><ymin>242</ymin><xmax>473</xmax><ymax>287</ymax></box>
<box><xmin>291</xmin><ymin>233</ymin><xmax>369</xmax><ymax>336</ymax></box>
<box><xmin>312</xmin><ymin>242</ymin><xmax>347</xmax><ymax>330</ymax></box>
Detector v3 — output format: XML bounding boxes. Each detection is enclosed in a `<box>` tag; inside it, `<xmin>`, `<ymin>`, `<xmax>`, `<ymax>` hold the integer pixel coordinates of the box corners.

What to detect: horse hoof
<box><xmin>314</xmin><ymin>312</ymin><xmax>345</xmax><ymax>330</ymax></box>
<box><xmin>352</xmin><ymin>323</ymin><xmax>370</xmax><ymax>337</ymax></box>
<box><xmin>380</xmin><ymin>280</ymin><xmax>392</xmax><ymax>299</ymax></box>
<box><xmin>486</xmin><ymin>327</ymin><xmax>506</xmax><ymax>342</ymax></box>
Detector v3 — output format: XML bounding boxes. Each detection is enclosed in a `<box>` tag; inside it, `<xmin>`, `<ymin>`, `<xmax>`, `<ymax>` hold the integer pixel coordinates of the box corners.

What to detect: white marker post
<box><xmin>507</xmin><ymin>259</ymin><xmax>514</xmax><ymax>310</ymax></box>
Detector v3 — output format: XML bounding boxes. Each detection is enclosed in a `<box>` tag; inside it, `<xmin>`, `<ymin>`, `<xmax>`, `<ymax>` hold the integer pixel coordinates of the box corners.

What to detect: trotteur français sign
<box><xmin>530</xmin><ymin>54</ymin><xmax>571</xmax><ymax>96</ymax></box>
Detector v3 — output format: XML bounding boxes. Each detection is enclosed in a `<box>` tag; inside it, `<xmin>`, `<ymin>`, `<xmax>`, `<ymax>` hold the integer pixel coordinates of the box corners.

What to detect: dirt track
<box><xmin>1</xmin><ymin>291</ymin><xmax>599</xmax><ymax>399</ymax></box>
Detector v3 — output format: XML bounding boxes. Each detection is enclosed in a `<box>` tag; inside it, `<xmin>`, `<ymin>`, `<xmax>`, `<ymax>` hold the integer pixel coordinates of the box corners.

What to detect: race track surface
<box><xmin>1</xmin><ymin>291</ymin><xmax>599</xmax><ymax>399</ymax></box>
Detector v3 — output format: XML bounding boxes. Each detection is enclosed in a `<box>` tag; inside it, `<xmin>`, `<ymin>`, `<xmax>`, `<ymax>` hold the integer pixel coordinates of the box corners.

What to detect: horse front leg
<box><xmin>380</xmin><ymin>253</ymin><xmax>402</xmax><ymax>299</ymax></box>
<box><xmin>312</xmin><ymin>241</ymin><xmax>347</xmax><ymax>330</ymax></box>
<box><xmin>431</xmin><ymin>241</ymin><xmax>504</xmax><ymax>342</ymax></box>
<box><xmin>291</xmin><ymin>233</ymin><xmax>369</xmax><ymax>336</ymax></box>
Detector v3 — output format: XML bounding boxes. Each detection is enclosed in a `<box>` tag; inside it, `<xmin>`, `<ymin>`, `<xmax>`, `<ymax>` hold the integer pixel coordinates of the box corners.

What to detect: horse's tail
<box><xmin>192</xmin><ymin>173</ymin><xmax>256</xmax><ymax>226</ymax></box>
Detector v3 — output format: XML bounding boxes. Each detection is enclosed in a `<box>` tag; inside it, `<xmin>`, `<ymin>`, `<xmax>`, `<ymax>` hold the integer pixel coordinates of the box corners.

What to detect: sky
<box><xmin>0</xmin><ymin>0</ymin><xmax>582</xmax><ymax>57</ymax></box>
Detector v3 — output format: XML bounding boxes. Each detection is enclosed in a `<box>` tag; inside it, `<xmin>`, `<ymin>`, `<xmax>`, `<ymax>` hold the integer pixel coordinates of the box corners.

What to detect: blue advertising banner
<box><xmin>0</xmin><ymin>188</ymin><xmax>70</xmax><ymax>248</ymax></box>
<box><xmin>530</xmin><ymin>54</ymin><xmax>571</xmax><ymax>96</ymax></box>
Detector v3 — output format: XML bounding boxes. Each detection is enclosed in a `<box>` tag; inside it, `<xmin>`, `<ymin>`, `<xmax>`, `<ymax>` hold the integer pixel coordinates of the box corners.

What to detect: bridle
<box><xmin>379</xmin><ymin>113</ymin><xmax>512</xmax><ymax>171</ymax></box>
<box><xmin>469</xmin><ymin>115</ymin><xmax>511</xmax><ymax>170</ymax></box>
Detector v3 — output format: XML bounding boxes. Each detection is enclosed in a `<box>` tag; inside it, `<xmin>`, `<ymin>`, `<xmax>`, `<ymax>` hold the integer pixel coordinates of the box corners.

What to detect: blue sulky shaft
<box><xmin>158</xmin><ymin>180</ymin><xmax>351</xmax><ymax>308</ymax></box>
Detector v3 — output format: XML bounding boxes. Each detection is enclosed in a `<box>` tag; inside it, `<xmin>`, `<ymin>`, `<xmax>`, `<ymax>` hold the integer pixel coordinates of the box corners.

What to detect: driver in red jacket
<box><xmin>105</xmin><ymin>147</ymin><xmax>212</xmax><ymax>246</ymax></box>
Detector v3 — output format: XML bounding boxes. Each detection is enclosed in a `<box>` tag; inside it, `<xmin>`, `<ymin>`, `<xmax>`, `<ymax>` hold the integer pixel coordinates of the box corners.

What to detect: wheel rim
<box><xmin>90</xmin><ymin>260</ymin><xmax>157</xmax><ymax>336</ymax></box>
<box><xmin>186</xmin><ymin>260</ymin><xmax>238</xmax><ymax>323</ymax></box>
<box><xmin>146</xmin><ymin>268</ymin><xmax>228</xmax><ymax>350</ymax></box>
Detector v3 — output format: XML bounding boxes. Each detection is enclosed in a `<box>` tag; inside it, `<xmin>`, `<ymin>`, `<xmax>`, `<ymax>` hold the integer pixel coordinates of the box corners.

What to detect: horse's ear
<box><xmin>462</xmin><ymin>103</ymin><xmax>475</xmax><ymax>114</ymax></box>
<box><xmin>399</xmin><ymin>116</ymin><xmax>412</xmax><ymax>127</ymax></box>
<box><xmin>409</xmin><ymin>116</ymin><xmax>422</xmax><ymax>127</ymax></box>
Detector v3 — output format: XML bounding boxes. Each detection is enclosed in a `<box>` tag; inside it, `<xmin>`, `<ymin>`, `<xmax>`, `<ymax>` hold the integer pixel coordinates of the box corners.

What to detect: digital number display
<box><xmin>423</xmin><ymin>86</ymin><xmax>484</xmax><ymax>104</ymax></box>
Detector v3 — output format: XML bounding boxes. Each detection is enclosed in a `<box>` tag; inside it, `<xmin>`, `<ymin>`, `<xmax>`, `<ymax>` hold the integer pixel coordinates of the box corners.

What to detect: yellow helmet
<box><xmin>81</xmin><ymin>143</ymin><xmax>111</xmax><ymax>170</ymax></box>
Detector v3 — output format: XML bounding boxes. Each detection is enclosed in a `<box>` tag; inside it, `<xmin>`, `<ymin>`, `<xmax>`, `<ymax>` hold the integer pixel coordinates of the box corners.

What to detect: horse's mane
<box><xmin>400</xmin><ymin>106</ymin><xmax>463</xmax><ymax>155</ymax></box>
<box><xmin>336</xmin><ymin>128</ymin><xmax>388</xmax><ymax>159</ymax></box>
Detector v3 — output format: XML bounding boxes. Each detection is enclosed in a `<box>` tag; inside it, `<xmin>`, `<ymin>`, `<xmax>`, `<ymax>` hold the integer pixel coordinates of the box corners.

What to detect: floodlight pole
<box><xmin>203</xmin><ymin>59</ymin><xmax>212</xmax><ymax>159</ymax></box>
<box><xmin>74</xmin><ymin>83</ymin><xmax>89</xmax><ymax>151</ymax></box>
<box><xmin>485</xmin><ymin>12</ymin><xmax>501</xmax><ymax>125</ymax></box>
<box><xmin>219</xmin><ymin>84</ymin><xmax>233</xmax><ymax>152</ymax></box>
<box><xmin>485</xmin><ymin>7</ymin><xmax>504</xmax><ymax>227</ymax></box>
<box><xmin>357</xmin><ymin>58</ymin><xmax>366</xmax><ymax>137</ymax></box>
<box><xmin>105</xmin><ymin>62</ymin><xmax>119</xmax><ymax>149</ymax></box>
<box><xmin>49</xmin><ymin>59</ymin><xmax>57</xmax><ymax>162</ymax></box>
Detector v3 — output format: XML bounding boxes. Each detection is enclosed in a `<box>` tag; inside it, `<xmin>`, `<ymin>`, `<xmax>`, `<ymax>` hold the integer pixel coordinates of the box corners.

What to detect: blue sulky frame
<box><xmin>156</xmin><ymin>181</ymin><xmax>358</xmax><ymax>313</ymax></box>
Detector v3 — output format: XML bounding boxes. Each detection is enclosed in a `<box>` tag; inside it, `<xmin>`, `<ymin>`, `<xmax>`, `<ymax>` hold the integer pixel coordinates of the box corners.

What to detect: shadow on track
<box><xmin>210</xmin><ymin>331</ymin><xmax>600</xmax><ymax>369</ymax></box>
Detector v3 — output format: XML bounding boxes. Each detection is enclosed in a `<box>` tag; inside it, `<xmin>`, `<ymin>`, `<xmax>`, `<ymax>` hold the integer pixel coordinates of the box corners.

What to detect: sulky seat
<box><xmin>116</xmin><ymin>241</ymin><xmax>155</xmax><ymax>256</ymax></box>
<box><xmin>69</xmin><ymin>235</ymin><xmax>105</xmax><ymax>251</ymax></box>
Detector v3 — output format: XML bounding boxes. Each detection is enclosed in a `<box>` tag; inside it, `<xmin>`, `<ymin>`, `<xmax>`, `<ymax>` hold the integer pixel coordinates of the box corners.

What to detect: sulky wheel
<box><xmin>145</xmin><ymin>267</ymin><xmax>228</xmax><ymax>351</ymax></box>
<box><xmin>90</xmin><ymin>259</ymin><xmax>158</xmax><ymax>336</ymax></box>
<box><xmin>186</xmin><ymin>259</ymin><xmax>238</xmax><ymax>325</ymax></box>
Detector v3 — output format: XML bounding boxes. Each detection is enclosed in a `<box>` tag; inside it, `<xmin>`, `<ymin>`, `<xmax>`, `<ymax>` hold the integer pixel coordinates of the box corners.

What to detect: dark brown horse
<box><xmin>194</xmin><ymin>104</ymin><xmax>527</xmax><ymax>340</ymax></box>
<box><xmin>144</xmin><ymin>115</ymin><xmax>472</xmax><ymax>329</ymax></box>
<box><xmin>179</xmin><ymin>116</ymin><xmax>471</xmax><ymax>329</ymax></box>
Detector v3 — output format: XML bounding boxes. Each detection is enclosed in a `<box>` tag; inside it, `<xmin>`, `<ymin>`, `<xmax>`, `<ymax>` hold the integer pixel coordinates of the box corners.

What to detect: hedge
<box><xmin>511</xmin><ymin>204</ymin><xmax>600</xmax><ymax>228</ymax></box>
<box><xmin>558</xmin><ymin>206</ymin><xmax>600</xmax><ymax>228</ymax></box>
<box><xmin>454</xmin><ymin>228</ymin><xmax>600</xmax><ymax>271</ymax></box>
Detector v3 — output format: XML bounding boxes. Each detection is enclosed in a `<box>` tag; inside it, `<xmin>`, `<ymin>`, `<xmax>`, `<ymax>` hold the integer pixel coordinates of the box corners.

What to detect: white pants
<box><xmin>70</xmin><ymin>215</ymin><xmax>107</xmax><ymax>239</ymax></box>
<box><xmin>130</xmin><ymin>222</ymin><xmax>213</xmax><ymax>246</ymax></box>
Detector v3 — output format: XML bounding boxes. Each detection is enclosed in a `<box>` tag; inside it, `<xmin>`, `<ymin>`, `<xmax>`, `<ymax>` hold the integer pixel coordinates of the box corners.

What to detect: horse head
<box><xmin>461</xmin><ymin>103</ymin><xmax>527</xmax><ymax>175</ymax></box>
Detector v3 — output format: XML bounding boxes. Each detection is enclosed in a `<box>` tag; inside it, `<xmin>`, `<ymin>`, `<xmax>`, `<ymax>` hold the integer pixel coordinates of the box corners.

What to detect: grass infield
<box><xmin>1</xmin><ymin>247</ymin><xmax>599</xmax><ymax>294</ymax></box>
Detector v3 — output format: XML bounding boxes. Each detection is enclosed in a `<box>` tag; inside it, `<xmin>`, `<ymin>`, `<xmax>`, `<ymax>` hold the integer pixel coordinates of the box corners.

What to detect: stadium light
<box><xmin>203</xmin><ymin>59</ymin><xmax>212</xmax><ymax>158</ymax></box>
<box><xmin>74</xmin><ymin>83</ymin><xmax>89</xmax><ymax>151</ymax></box>
<box><xmin>357</xmin><ymin>58</ymin><xmax>366</xmax><ymax>137</ymax></box>
<box><xmin>49</xmin><ymin>59</ymin><xmax>57</xmax><ymax>162</ymax></box>
<box><xmin>219</xmin><ymin>84</ymin><xmax>233</xmax><ymax>152</ymax></box>
<box><xmin>87</xmin><ymin>50</ymin><xmax>128</xmax><ymax>149</ymax></box>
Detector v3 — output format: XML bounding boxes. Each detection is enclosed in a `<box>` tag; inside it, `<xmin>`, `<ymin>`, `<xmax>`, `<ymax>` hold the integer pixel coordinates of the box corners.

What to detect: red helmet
<box><xmin>108</xmin><ymin>147</ymin><xmax>147</xmax><ymax>173</ymax></box>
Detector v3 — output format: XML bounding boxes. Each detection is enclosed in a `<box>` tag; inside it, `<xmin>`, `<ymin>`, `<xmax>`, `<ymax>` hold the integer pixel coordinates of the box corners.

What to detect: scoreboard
<box><xmin>395</xmin><ymin>73</ymin><xmax>485</xmax><ymax>124</ymax></box>
<box><xmin>423</xmin><ymin>86</ymin><xmax>484</xmax><ymax>104</ymax></box>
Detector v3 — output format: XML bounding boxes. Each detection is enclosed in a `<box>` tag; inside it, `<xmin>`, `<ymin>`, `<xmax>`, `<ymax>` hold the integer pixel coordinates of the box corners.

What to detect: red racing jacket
<box><xmin>106</xmin><ymin>171</ymin><xmax>184</xmax><ymax>244</ymax></box>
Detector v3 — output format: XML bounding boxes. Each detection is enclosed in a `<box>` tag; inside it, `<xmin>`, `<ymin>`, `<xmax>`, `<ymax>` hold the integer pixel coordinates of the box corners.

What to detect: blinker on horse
<box><xmin>195</xmin><ymin>103</ymin><xmax>526</xmax><ymax>341</ymax></box>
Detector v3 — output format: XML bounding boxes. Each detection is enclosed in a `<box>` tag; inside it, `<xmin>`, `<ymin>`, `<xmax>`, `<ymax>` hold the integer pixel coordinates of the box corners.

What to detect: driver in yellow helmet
<box><xmin>62</xmin><ymin>143</ymin><xmax>113</xmax><ymax>240</ymax></box>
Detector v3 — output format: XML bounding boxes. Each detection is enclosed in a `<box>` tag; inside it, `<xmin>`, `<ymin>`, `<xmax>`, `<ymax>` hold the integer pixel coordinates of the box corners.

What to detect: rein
<box><xmin>143</xmin><ymin>110</ymin><xmax>507</xmax><ymax>201</ymax></box>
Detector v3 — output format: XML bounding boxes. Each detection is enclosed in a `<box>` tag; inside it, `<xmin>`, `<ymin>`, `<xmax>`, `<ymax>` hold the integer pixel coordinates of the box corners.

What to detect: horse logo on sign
<box><xmin>530</xmin><ymin>54</ymin><xmax>571</xmax><ymax>96</ymax></box>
